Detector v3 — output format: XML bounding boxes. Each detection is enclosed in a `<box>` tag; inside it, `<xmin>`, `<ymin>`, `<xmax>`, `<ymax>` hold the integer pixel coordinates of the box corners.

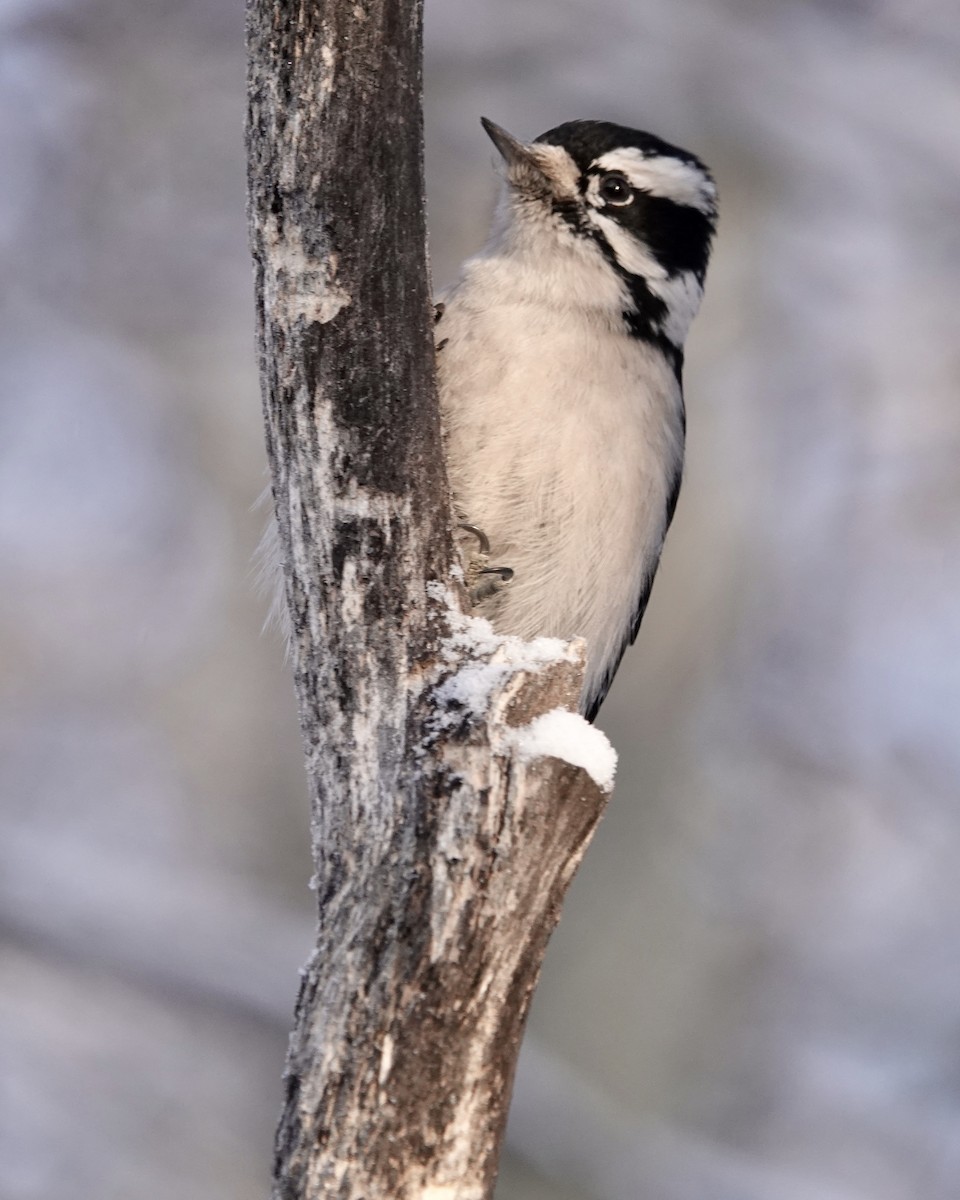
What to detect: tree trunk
<box><xmin>245</xmin><ymin>3</ymin><xmax>615</xmax><ymax>1197</ymax></box>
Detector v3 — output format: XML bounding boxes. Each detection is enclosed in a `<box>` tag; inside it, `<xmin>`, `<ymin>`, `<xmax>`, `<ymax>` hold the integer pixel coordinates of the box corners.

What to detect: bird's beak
<box><xmin>481</xmin><ymin>117</ymin><xmax>551</xmax><ymax>190</ymax></box>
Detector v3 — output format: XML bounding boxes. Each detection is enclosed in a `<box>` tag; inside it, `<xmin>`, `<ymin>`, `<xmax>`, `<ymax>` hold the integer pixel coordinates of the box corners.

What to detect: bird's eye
<box><xmin>598</xmin><ymin>173</ymin><xmax>632</xmax><ymax>205</ymax></box>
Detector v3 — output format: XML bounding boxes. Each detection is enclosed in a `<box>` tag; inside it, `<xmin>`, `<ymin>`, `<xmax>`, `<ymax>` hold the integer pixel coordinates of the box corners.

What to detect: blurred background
<box><xmin>2</xmin><ymin>0</ymin><xmax>960</xmax><ymax>1197</ymax></box>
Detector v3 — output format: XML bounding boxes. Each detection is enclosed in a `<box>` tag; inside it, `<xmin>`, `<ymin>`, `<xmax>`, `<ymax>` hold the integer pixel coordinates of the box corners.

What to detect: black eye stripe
<box><xmin>575</xmin><ymin>173</ymin><xmax>715</xmax><ymax>281</ymax></box>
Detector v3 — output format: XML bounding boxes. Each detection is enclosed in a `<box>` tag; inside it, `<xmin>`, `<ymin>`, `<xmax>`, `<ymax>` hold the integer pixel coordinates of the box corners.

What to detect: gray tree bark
<box><xmin>246</xmin><ymin>3</ymin><xmax>615</xmax><ymax>1198</ymax></box>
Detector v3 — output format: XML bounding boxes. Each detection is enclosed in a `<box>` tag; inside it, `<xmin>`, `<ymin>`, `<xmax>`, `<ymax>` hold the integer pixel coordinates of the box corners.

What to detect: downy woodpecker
<box><xmin>438</xmin><ymin>118</ymin><xmax>717</xmax><ymax>719</ymax></box>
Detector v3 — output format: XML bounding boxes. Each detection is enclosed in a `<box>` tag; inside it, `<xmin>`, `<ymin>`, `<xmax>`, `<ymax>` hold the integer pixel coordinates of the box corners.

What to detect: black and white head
<box><xmin>481</xmin><ymin>117</ymin><xmax>717</xmax><ymax>374</ymax></box>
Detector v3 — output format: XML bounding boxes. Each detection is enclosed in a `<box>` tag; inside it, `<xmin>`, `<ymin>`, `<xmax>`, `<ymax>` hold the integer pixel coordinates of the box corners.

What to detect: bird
<box><xmin>436</xmin><ymin>118</ymin><xmax>717</xmax><ymax>721</ymax></box>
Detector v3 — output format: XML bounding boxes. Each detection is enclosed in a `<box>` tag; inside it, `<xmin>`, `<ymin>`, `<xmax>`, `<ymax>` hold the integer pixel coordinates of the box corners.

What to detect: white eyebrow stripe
<box><xmin>594</xmin><ymin>148</ymin><xmax>716</xmax><ymax>214</ymax></box>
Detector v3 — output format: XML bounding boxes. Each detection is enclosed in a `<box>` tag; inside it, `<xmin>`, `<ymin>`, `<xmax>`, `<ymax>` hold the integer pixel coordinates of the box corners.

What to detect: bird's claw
<box><xmin>456</xmin><ymin>523</ymin><xmax>514</xmax><ymax>605</ymax></box>
<box><xmin>470</xmin><ymin>565</ymin><xmax>514</xmax><ymax>604</ymax></box>
<box><xmin>457</xmin><ymin>522</ymin><xmax>489</xmax><ymax>554</ymax></box>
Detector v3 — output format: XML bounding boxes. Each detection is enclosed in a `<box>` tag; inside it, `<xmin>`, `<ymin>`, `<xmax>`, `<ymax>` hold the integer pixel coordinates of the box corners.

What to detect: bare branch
<box><xmin>246</xmin><ymin>3</ymin><xmax>615</xmax><ymax>1196</ymax></box>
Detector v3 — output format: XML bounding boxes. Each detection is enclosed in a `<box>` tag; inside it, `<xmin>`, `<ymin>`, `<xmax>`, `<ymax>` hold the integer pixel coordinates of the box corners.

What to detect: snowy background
<box><xmin>3</xmin><ymin>1</ymin><xmax>960</xmax><ymax>1197</ymax></box>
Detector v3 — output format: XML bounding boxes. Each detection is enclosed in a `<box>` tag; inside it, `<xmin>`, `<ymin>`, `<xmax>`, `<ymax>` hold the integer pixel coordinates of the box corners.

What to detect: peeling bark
<box><xmin>246</xmin><ymin>3</ymin><xmax>614</xmax><ymax>1197</ymax></box>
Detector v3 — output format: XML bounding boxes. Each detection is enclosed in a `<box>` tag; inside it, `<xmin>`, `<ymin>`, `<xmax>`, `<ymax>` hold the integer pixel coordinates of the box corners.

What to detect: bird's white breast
<box><xmin>437</xmin><ymin>241</ymin><xmax>685</xmax><ymax>710</ymax></box>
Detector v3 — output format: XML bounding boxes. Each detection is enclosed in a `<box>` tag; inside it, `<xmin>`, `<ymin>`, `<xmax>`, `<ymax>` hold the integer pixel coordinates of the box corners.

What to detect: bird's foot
<box><xmin>471</xmin><ymin>563</ymin><xmax>515</xmax><ymax>604</ymax></box>
<box><xmin>456</xmin><ymin>523</ymin><xmax>514</xmax><ymax>606</ymax></box>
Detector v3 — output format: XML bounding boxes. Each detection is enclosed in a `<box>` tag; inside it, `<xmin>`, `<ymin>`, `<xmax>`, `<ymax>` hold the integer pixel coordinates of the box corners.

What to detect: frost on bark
<box><xmin>246</xmin><ymin>3</ymin><xmax>616</xmax><ymax>1198</ymax></box>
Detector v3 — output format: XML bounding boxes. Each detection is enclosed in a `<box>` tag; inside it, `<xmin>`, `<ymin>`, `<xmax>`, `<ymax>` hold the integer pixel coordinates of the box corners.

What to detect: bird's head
<box><xmin>481</xmin><ymin>117</ymin><xmax>717</xmax><ymax>361</ymax></box>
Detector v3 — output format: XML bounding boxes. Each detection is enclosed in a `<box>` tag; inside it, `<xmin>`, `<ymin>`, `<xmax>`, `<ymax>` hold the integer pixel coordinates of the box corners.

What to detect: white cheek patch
<box><xmin>593</xmin><ymin>208</ymin><xmax>704</xmax><ymax>342</ymax></box>
<box><xmin>592</xmin><ymin>212</ymin><xmax>667</xmax><ymax>280</ymax></box>
<box><xmin>594</xmin><ymin>147</ymin><xmax>716</xmax><ymax>215</ymax></box>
